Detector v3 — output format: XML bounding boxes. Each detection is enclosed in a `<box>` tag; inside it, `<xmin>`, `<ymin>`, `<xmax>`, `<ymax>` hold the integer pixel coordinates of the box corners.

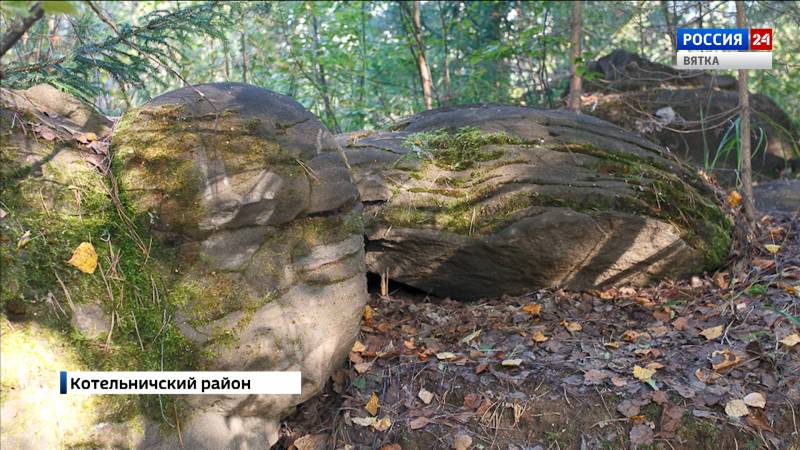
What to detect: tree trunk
<box><xmin>568</xmin><ymin>1</ymin><xmax>582</xmax><ymax>113</ymax></box>
<box><xmin>438</xmin><ymin>2</ymin><xmax>452</xmax><ymax>106</ymax></box>
<box><xmin>661</xmin><ymin>1</ymin><xmax>677</xmax><ymax>64</ymax></box>
<box><xmin>406</xmin><ymin>1</ymin><xmax>433</xmax><ymax>110</ymax></box>
<box><xmin>240</xmin><ymin>31</ymin><xmax>247</xmax><ymax>83</ymax></box>
<box><xmin>310</xmin><ymin>11</ymin><xmax>341</xmax><ymax>133</ymax></box>
<box><xmin>736</xmin><ymin>1</ymin><xmax>755</xmax><ymax>222</ymax></box>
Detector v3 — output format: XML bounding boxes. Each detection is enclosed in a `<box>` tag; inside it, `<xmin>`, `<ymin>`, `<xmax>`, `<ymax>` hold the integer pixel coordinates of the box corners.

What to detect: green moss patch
<box><xmin>405</xmin><ymin>126</ymin><xmax>522</xmax><ymax>171</ymax></box>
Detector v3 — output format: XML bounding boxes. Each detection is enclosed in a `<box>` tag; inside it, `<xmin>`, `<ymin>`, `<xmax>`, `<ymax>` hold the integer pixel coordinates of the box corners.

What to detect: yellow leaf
<box><xmin>363</xmin><ymin>305</ymin><xmax>374</xmax><ymax>322</ymax></box>
<box><xmin>351</xmin><ymin>340</ymin><xmax>366</xmax><ymax>353</ymax></box>
<box><xmin>373</xmin><ymin>416</ymin><xmax>392</xmax><ymax>432</ymax></box>
<box><xmin>561</xmin><ymin>320</ymin><xmax>582</xmax><ymax>332</ymax></box>
<box><xmin>633</xmin><ymin>365</ymin><xmax>655</xmax><ymax>381</ymax></box>
<box><xmin>764</xmin><ymin>244</ymin><xmax>781</xmax><ymax>254</ymax></box>
<box><xmin>531</xmin><ymin>331</ymin><xmax>549</xmax><ymax>343</ymax></box>
<box><xmin>743</xmin><ymin>392</ymin><xmax>766</xmax><ymax>409</ymax></box>
<box><xmin>726</xmin><ymin>190</ymin><xmax>742</xmax><ymax>208</ymax></box>
<box><xmin>779</xmin><ymin>333</ymin><xmax>799</xmax><ymax>347</ymax></box>
<box><xmin>621</xmin><ymin>330</ymin><xmax>642</xmax><ymax>342</ymax></box>
<box><xmin>700</xmin><ymin>325</ymin><xmax>724</xmax><ymax>341</ymax></box>
<box><xmin>78</xmin><ymin>132</ymin><xmax>98</xmax><ymax>143</ymax></box>
<box><xmin>365</xmin><ymin>392</ymin><xmax>379</xmax><ymax>416</ymax></box>
<box><xmin>418</xmin><ymin>388</ymin><xmax>434</xmax><ymax>405</ymax></box>
<box><xmin>725</xmin><ymin>399</ymin><xmax>749</xmax><ymax>418</ymax></box>
<box><xmin>521</xmin><ymin>303</ymin><xmax>542</xmax><ymax>315</ymax></box>
<box><xmin>604</xmin><ymin>341</ymin><xmax>621</xmax><ymax>349</ymax></box>
<box><xmin>501</xmin><ymin>358</ymin><xmax>523</xmax><ymax>367</ymax></box>
<box><xmin>711</xmin><ymin>349</ymin><xmax>742</xmax><ymax>372</ymax></box>
<box><xmin>67</xmin><ymin>242</ymin><xmax>97</xmax><ymax>274</ymax></box>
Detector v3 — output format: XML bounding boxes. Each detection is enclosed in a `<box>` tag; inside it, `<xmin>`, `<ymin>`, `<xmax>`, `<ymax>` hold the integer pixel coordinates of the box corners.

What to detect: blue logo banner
<box><xmin>677</xmin><ymin>28</ymin><xmax>749</xmax><ymax>51</ymax></box>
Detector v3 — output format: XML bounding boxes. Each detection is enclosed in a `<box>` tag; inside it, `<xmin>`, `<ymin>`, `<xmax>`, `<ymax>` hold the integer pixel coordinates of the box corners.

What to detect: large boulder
<box><xmin>341</xmin><ymin>105</ymin><xmax>731</xmax><ymax>300</ymax></box>
<box><xmin>113</xmin><ymin>83</ymin><xmax>367</xmax><ymax>448</ymax></box>
<box><xmin>576</xmin><ymin>50</ymin><xmax>799</xmax><ymax>181</ymax></box>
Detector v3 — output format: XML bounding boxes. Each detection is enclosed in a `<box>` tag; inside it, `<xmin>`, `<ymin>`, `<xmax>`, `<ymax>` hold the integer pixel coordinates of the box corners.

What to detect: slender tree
<box><xmin>568</xmin><ymin>1</ymin><xmax>582</xmax><ymax>112</ymax></box>
<box><xmin>736</xmin><ymin>1</ymin><xmax>755</xmax><ymax>222</ymax></box>
<box><xmin>402</xmin><ymin>1</ymin><xmax>434</xmax><ymax>110</ymax></box>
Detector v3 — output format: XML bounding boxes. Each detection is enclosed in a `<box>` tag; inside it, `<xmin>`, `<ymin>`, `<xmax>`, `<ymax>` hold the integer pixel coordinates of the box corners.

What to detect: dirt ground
<box><xmin>277</xmin><ymin>212</ymin><xmax>800</xmax><ymax>450</ymax></box>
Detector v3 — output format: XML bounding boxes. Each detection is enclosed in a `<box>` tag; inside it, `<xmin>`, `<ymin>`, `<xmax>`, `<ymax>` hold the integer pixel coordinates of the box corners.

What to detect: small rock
<box><xmin>71</xmin><ymin>303</ymin><xmax>110</xmax><ymax>339</ymax></box>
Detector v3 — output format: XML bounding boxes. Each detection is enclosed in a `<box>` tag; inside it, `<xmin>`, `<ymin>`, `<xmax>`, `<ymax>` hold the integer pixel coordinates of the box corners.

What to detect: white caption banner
<box><xmin>675</xmin><ymin>51</ymin><xmax>772</xmax><ymax>70</ymax></box>
<box><xmin>61</xmin><ymin>371</ymin><xmax>302</xmax><ymax>395</ymax></box>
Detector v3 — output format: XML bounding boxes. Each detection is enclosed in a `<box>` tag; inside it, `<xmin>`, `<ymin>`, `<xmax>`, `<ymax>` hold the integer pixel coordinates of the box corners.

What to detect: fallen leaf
<box><xmin>633</xmin><ymin>365</ymin><xmax>655</xmax><ymax>381</ymax></box>
<box><xmin>351</xmin><ymin>416</ymin><xmax>376</xmax><ymax>427</ymax></box>
<box><xmin>521</xmin><ymin>303</ymin><xmax>542</xmax><ymax>315</ymax></box>
<box><xmin>764</xmin><ymin>244</ymin><xmax>781</xmax><ymax>254</ymax></box>
<box><xmin>67</xmin><ymin>242</ymin><xmax>97</xmax><ymax>274</ymax></box>
<box><xmin>436</xmin><ymin>352</ymin><xmax>457</xmax><ymax>360</ymax></box>
<box><xmin>779</xmin><ymin>333</ymin><xmax>799</xmax><ymax>347</ymax></box>
<box><xmin>418</xmin><ymin>388</ymin><xmax>434</xmax><ymax>405</ymax></box>
<box><xmin>363</xmin><ymin>305</ymin><xmax>375</xmax><ymax>323</ymax></box>
<box><xmin>752</xmin><ymin>258</ymin><xmax>776</xmax><ymax>270</ymax></box>
<box><xmin>694</xmin><ymin>368</ymin><xmax>721</xmax><ymax>383</ymax></box>
<box><xmin>365</xmin><ymin>392</ymin><xmax>380</xmax><ymax>416</ymax></box>
<box><xmin>372</xmin><ymin>416</ymin><xmax>392</xmax><ymax>431</ymax></box>
<box><xmin>560</xmin><ymin>320</ymin><xmax>582</xmax><ymax>332</ymax></box>
<box><xmin>700</xmin><ymin>325</ymin><xmax>724</xmax><ymax>340</ymax></box>
<box><xmin>584</xmin><ymin>369</ymin><xmax>608</xmax><ymax>384</ymax></box>
<box><xmin>292</xmin><ymin>433</ymin><xmax>328</xmax><ymax>450</ymax></box>
<box><xmin>645</xmin><ymin>362</ymin><xmax>664</xmax><ymax>371</ymax></box>
<box><xmin>713</xmin><ymin>272</ymin><xmax>730</xmax><ymax>289</ymax></box>
<box><xmin>379</xmin><ymin>445</ymin><xmax>401</xmax><ymax>450</ymax></box>
<box><xmin>629</xmin><ymin>424</ymin><xmax>654</xmax><ymax>446</ymax></box>
<box><xmin>77</xmin><ymin>132</ymin><xmax>98</xmax><ymax>143</ymax></box>
<box><xmin>651</xmin><ymin>390</ymin><xmax>668</xmax><ymax>405</ymax></box>
<box><xmin>409</xmin><ymin>416</ymin><xmax>431</xmax><ymax>430</ymax></box>
<box><xmin>453</xmin><ymin>433</ymin><xmax>472</xmax><ymax>450</ymax></box>
<box><xmin>743</xmin><ymin>393</ymin><xmax>766</xmax><ymax>409</ymax></box>
<box><xmin>531</xmin><ymin>330</ymin><xmax>549</xmax><ymax>343</ymax></box>
<box><xmin>501</xmin><ymin>358</ymin><xmax>522</xmax><ymax>367</ymax></box>
<box><xmin>474</xmin><ymin>363</ymin><xmax>488</xmax><ymax>374</ymax></box>
<box><xmin>622</xmin><ymin>330</ymin><xmax>644</xmax><ymax>342</ymax></box>
<box><xmin>725</xmin><ymin>399</ymin><xmax>749</xmax><ymax>418</ymax></box>
<box><xmin>17</xmin><ymin>230</ymin><xmax>31</xmax><ymax>248</ymax></box>
<box><xmin>617</xmin><ymin>400</ymin><xmax>640</xmax><ymax>417</ymax></box>
<box><xmin>351</xmin><ymin>340</ymin><xmax>367</xmax><ymax>353</ymax></box>
<box><xmin>711</xmin><ymin>349</ymin><xmax>742</xmax><ymax>372</ymax></box>
<box><xmin>604</xmin><ymin>341</ymin><xmax>621</xmax><ymax>349</ymax></box>
<box><xmin>726</xmin><ymin>190</ymin><xmax>742</xmax><ymax>208</ymax></box>
<box><xmin>460</xmin><ymin>329</ymin><xmax>481</xmax><ymax>344</ymax></box>
<box><xmin>353</xmin><ymin>362</ymin><xmax>372</xmax><ymax>374</ymax></box>
<box><xmin>463</xmin><ymin>393</ymin><xmax>481</xmax><ymax>410</ymax></box>
<box><xmin>671</xmin><ymin>317</ymin><xmax>689</xmax><ymax>331</ymax></box>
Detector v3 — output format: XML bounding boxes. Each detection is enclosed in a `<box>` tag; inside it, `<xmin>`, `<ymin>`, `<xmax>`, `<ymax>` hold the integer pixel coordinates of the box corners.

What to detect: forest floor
<box><xmin>278</xmin><ymin>212</ymin><xmax>800</xmax><ymax>450</ymax></box>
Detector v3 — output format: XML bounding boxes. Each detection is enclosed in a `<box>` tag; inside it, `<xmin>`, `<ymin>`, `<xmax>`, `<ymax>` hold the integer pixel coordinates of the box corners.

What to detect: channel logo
<box><xmin>676</xmin><ymin>28</ymin><xmax>773</xmax><ymax>70</ymax></box>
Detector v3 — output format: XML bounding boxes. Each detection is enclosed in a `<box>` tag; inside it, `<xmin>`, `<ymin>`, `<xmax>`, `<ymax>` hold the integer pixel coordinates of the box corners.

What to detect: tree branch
<box><xmin>0</xmin><ymin>2</ymin><xmax>45</xmax><ymax>61</ymax></box>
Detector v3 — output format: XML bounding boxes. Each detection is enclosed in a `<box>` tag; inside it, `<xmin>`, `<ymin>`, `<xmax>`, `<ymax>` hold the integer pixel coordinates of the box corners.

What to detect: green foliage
<box><xmin>3</xmin><ymin>2</ymin><xmax>234</xmax><ymax>106</ymax></box>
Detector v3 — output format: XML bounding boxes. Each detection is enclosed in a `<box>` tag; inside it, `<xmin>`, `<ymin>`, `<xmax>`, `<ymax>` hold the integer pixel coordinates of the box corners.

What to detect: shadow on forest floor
<box><xmin>278</xmin><ymin>212</ymin><xmax>799</xmax><ymax>450</ymax></box>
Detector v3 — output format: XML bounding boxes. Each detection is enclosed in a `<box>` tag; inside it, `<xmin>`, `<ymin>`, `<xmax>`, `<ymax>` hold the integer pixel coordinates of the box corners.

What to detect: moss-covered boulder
<box><xmin>113</xmin><ymin>83</ymin><xmax>366</xmax><ymax>448</ymax></box>
<box><xmin>341</xmin><ymin>105</ymin><xmax>731</xmax><ymax>300</ymax></box>
<box><xmin>576</xmin><ymin>50</ymin><xmax>799</xmax><ymax>181</ymax></box>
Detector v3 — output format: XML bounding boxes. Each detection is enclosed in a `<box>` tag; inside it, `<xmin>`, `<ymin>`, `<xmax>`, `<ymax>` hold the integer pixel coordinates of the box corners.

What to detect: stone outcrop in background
<box><xmin>575</xmin><ymin>50</ymin><xmax>799</xmax><ymax>181</ymax></box>
<box><xmin>341</xmin><ymin>105</ymin><xmax>732</xmax><ymax>300</ymax></box>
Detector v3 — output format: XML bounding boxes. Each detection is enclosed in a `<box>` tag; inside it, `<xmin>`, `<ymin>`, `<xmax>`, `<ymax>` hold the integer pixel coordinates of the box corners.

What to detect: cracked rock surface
<box><xmin>340</xmin><ymin>105</ymin><xmax>731</xmax><ymax>300</ymax></box>
<box><xmin>113</xmin><ymin>83</ymin><xmax>367</xmax><ymax>448</ymax></box>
